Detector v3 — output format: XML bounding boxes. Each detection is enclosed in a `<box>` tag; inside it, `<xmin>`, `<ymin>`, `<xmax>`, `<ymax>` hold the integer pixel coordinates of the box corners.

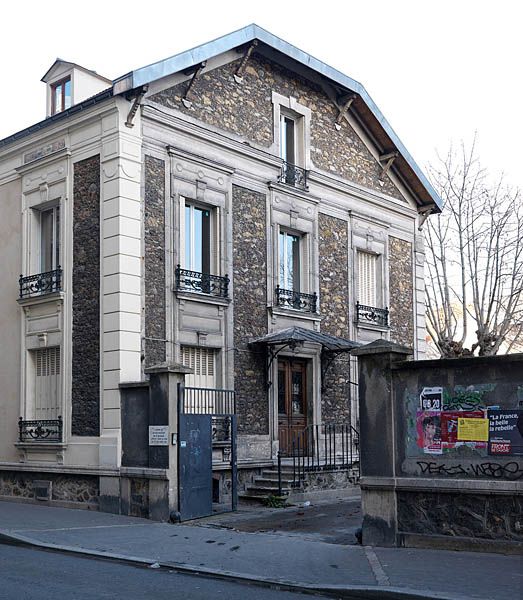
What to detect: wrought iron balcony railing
<box><xmin>275</xmin><ymin>286</ymin><xmax>317</xmax><ymax>313</ymax></box>
<box><xmin>278</xmin><ymin>161</ymin><xmax>308</xmax><ymax>190</ymax></box>
<box><xmin>175</xmin><ymin>265</ymin><xmax>229</xmax><ymax>298</ymax></box>
<box><xmin>19</xmin><ymin>268</ymin><xmax>62</xmax><ymax>299</ymax></box>
<box><xmin>356</xmin><ymin>302</ymin><xmax>389</xmax><ymax>327</ymax></box>
<box><xmin>19</xmin><ymin>416</ymin><xmax>63</xmax><ymax>442</ymax></box>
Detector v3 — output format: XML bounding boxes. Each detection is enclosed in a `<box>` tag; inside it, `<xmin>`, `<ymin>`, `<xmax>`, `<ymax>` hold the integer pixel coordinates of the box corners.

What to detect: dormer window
<box><xmin>51</xmin><ymin>77</ymin><xmax>71</xmax><ymax>115</ymax></box>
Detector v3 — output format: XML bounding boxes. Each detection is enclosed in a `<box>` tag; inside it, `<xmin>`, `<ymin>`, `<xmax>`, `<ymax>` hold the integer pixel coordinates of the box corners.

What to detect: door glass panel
<box><xmin>291</xmin><ymin>370</ymin><xmax>303</xmax><ymax>415</ymax></box>
<box><xmin>278</xmin><ymin>368</ymin><xmax>286</xmax><ymax>415</ymax></box>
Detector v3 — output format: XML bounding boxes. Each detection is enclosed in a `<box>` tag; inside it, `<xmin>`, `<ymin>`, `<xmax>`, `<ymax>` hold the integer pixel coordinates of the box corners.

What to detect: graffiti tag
<box><xmin>442</xmin><ymin>390</ymin><xmax>484</xmax><ymax>411</ymax></box>
<box><xmin>417</xmin><ymin>461</ymin><xmax>523</xmax><ymax>480</ymax></box>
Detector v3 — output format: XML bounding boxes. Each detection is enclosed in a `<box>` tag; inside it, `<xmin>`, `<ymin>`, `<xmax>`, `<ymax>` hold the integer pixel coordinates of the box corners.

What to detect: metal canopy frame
<box><xmin>249</xmin><ymin>326</ymin><xmax>360</xmax><ymax>390</ymax></box>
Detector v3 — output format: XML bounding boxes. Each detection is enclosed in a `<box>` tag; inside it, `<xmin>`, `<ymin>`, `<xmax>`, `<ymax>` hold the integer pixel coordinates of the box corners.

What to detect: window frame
<box><xmin>39</xmin><ymin>204</ymin><xmax>60</xmax><ymax>274</ymax></box>
<box><xmin>278</xmin><ymin>229</ymin><xmax>301</xmax><ymax>291</ymax></box>
<box><xmin>51</xmin><ymin>76</ymin><xmax>72</xmax><ymax>115</ymax></box>
<box><xmin>179</xmin><ymin>197</ymin><xmax>216</xmax><ymax>275</ymax></box>
<box><xmin>357</xmin><ymin>250</ymin><xmax>382</xmax><ymax>309</ymax></box>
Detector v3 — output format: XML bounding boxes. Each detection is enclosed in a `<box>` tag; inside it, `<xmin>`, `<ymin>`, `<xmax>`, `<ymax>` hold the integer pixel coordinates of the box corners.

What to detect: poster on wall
<box><xmin>416</xmin><ymin>411</ymin><xmax>442</xmax><ymax>454</ymax></box>
<box><xmin>488</xmin><ymin>409</ymin><xmax>523</xmax><ymax>456</ymax></box>
<box><xmin>440</xmin><ymin>411</ymin><xmax>487</xmax><ymax>449</ymax></box>
<box><xmin>419</xmin><ymin>387</ymin><xmax>443</xmax><ymax>411</ymax></box>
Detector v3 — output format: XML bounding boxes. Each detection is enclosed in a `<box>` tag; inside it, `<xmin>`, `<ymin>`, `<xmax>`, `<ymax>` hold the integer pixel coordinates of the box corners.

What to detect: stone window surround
<box><xmin>271</xmin><ymin>91</ymin><xmax>311</xmax><ymax>169</ymax></box>
<box><xmin>269</xmin><ymin>194</ymin><xmax>318</xmax><ymax>310</ymax></box>
<box><xmin>351</xmin><ymin>217</ymin><xmax>389</xmax><ymax>328</ymax></box>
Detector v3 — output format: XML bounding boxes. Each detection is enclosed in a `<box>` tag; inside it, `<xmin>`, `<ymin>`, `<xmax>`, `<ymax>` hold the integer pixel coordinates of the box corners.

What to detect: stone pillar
<box><xmin>144</xmin><ymin>363</ymin><xmax>192</xmax><ymax>521</ymax></box>
<box><xmin>351</xmin><ymin>340</ymin><xmax>412</xmax><ymax>546</ymax></box>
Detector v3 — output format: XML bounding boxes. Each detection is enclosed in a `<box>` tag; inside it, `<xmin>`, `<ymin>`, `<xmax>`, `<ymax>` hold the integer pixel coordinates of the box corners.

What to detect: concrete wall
<box><xmin>0</xmin><ymin>179</ymin><xmax>22</xmax><ymax>462</ymax></box>
<box><xmin>355</xmin><ymin>341</ymin><xmax>523</xmax><ymax>553</ymax></box>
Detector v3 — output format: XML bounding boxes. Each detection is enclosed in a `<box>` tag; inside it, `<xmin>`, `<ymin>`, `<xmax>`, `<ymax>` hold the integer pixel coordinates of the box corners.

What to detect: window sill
<box><xmin>270</xmin><ymin>306</ymin><xmax>321</xmax><ymax>321</ymax></box>
<box><xmin>355</xmin><ymin>320</ymin><xmax>390</xmax><ymax>333</ymax></box>
<box><xmin>17</xmin><ymin>291</ymin><xmax>64</xmax><ymax>307</ymax></box>
<box><xmin>174</xmin><ymin>289</ymin><xmax>230</xmax><ymax>306</ymax></box>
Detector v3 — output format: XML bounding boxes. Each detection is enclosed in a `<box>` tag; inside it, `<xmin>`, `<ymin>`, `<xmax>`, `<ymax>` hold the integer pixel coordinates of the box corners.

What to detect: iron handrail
<box><xmin>275</xmin><ymin>286</ymin><xmax>317</xmax><ymax>313</ymax></box>
<box><xmin>19</xmin><ymin>268</ymin><xmax>62</xmax><ymax>299</ymax></box>
<box><xmin>18</xmin><ymin>416</ymin><xmax>63</xmax><ymax>442</ymax></box>
<box><xmin>175</xmin><ymin>265</ymin><xmax>229</xmax><ymax>298</ymax></box>
<box><xmin>355</xmin><ymin>302</ymin><xmax>389</xmax><ymax>327</ymax></box>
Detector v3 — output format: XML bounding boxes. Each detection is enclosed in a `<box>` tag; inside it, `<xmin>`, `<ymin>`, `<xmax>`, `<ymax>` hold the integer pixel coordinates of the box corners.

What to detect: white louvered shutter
<box><xmin>358</xmin><ymin>252</ymin><xmax>377</xmax><ymax>307</ymax></box>
<box><xmin>34</xmin><ymin>347</ymin><xmax>61</xmax><ymax>419</ymax></box>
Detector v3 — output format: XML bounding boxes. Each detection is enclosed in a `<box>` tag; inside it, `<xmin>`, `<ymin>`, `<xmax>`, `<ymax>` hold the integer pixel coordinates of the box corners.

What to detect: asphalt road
<box><xmin>197</xmin><ymin>497</ymin><xmax>362</xmax><ymax>545</ymax></box>
<box><xmin>0</xmin><ymin>543</ymin><xmax>333</xmax><ymax>600</ymax></box>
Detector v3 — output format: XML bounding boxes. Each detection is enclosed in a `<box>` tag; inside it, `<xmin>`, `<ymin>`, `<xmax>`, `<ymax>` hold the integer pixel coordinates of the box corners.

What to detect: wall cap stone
<box><xmin>360</xmin><ymin>475</ymin><xmax>522</xmax><ymax>495</ymax></box>
<box><xmin>144</xmin><ymin>362</ymin><xmax>193</xmax><ymax>375</ymax></box>
<box><xmin>392</xmin><ymin>351</ymin><xmax>523</xmax><ymax>370</ymax></box>
<box><xmin>351</xmin><ymin>339</ymin><xmax>413</xmax><ymax>357</ymax></box>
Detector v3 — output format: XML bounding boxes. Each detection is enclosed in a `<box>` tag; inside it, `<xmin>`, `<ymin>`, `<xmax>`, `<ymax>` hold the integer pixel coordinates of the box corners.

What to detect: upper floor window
<box><xmin>358</xmin><ymin>251</ymin><xmax>378</xmax><ymax>307</ymax></box>
<box><xmin>40</xmin><ymin>206</ymin><xmax>60</xmax><ymax>273</ymax></box>
<box><xmin>183</xmin><ymin>201</ymin><xmax>211</xmax><ymax>274</ymax></box>
<box><xmin>279</xmin><ymin>230</ymin><xmax>301</xmax><ymax>291</ymax></box>
<box><xmin>51</xmin><ymin>77</ymin><xmax>71</xmax><ymax>115</ymax></box>
<box><xmin>280</xmin><ymin>115</ymin><xmax>296</xmax><ymax>165</ymax></box>
<box><xmin>356</xmin><ymin>251</ymin><xmax>388</xmax><ymax>327</ymax></box>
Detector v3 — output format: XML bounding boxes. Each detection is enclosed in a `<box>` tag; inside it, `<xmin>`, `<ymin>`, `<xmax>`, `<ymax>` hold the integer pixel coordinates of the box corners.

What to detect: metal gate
<box><xmin>177</xmin><ymin>383</ymin><xmax>237</xmax><ymax>521</ymax></box>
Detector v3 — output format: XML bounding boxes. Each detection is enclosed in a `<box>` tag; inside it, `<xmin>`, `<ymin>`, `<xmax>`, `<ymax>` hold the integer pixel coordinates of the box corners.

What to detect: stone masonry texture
<box><xmin>150</xmin><ymin>54</ymin><xmax>404</xmax><ymax>201</ymax></box>
<box><xmin>144</xmin><ymin>156</ymin><xmax>166</xmax><ymax>368</ymax></box>
<box><xmin>389</xmin><ymin>236</ymin><xmax>414</xmax><ymax>347</ymax></box>
<box><xmin>319</xmin><ymin>214</ymin><xmax>351</xmax><ymax>422</ymax></box>
<box><xmin>0</xmin><ymin>471</ymin><xmax>99</xmax><ymax>506</ymax></box>
<box><xmin>232</xmin><ymin>185</ymin><xmax>268</xmax><ymax>435</ymax></box>
<box><xmin>398</xmin><ymin>490</ymin><xmax>523</xmax><ymax>542</ymax></box>
<box><xmin>72</xmin><ymin>155</ymin><xmax>100</xmax><ymax>436</ymax></box>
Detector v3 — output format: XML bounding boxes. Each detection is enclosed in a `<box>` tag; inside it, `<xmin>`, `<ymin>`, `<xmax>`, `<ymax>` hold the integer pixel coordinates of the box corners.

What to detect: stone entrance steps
<box><xmin>239</xmin><ymin>464</ymin><xmax>361</xmax><ymax>504</ymax></box>
<box><xmin>239</xmin><ymin>468</ymin><xmax>296</xmax><ymax>503</ymax></box>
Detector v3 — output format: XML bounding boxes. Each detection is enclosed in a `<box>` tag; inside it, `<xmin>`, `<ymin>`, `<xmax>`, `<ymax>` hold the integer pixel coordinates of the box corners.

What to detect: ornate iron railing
<box><xmin>275</xmin><ymin>286</ymin><xmax>317</xmax><ymax>313</ymax></box>
<box><xmin>356</xmin><ymin>302</ymin><xmax>389</xmax><ymax>327</ymax></box>
<box><xmin>175</xmin><ymin>265</ymin><xmax>229</xmax><ymax>298</ymax></box>
<box><xmin>278</xmin><ymin>161</ymin><xmax>308</xmax><ymax>190</ymax></box>
<box><xmin>19</xmin><ymin>416</ymin><xmax>63</xmax><ymax>442</ymax></box>
<box><xmin>19</xmin><ymin>268</ymin><xmax>62</xmax><ymax>299</ymax></box>
<box><xmin>278</xmin><ymin>422</ymin><xmax>360</xmax><ymax>492</ymax></box>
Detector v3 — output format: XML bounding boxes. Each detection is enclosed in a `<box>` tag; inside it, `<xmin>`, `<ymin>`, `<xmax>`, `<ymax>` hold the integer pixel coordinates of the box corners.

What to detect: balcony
<box><xmin>355</xmin><ymin>302</ymin><xmax>389</xmax><ymax>327</ymax></box>
<box><xmin>19</xmin><ymin>268</ymin><xmax>62</xmax><ymax>299</ymax></box>
<box><xmin>175</xmin><ymin>265</ymin><xmax>229</xmax><ymax>298</ymax></box>
<box><xmin>278</xmin><ymin>161</ymin><xmax>308</xmax><ymax>190</ymax></box>
<box><xmin>275</xmin><ymin>286</ymin><xmax>317</xmax><ymax>313</ymax></box>
<box><xmin>19</xmin><ymin>417</ymin><xmax>63</xmax><ymax>442</ymax></box>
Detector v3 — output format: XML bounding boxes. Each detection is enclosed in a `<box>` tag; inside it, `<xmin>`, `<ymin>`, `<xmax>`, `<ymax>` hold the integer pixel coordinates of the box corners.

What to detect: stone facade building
<box><xmin>0</xmin><ymin>25</ymin><xmax>441</xmax><ymax>513</ymax></box>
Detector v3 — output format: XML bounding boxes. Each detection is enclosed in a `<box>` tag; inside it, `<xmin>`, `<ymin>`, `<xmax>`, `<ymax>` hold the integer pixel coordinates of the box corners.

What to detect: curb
<box><xmin>0</xmin><ymin>530</ymin><xmax>473</xmax><ymax>600</ymax></box>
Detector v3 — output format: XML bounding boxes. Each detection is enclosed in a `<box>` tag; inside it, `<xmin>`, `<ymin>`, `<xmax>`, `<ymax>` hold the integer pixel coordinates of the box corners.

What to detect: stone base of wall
<box><xmin>0</xmin><ymin>470</ymin><xmax>99</xmax><ymax>509</ymax></box>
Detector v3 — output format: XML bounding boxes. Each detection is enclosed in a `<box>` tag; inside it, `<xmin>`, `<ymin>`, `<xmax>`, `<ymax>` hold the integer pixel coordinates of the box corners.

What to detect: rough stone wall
<box><xmin>389</xmin><ymin>236</ymin><xmax>414</xmax><ymax>348</ymax></box>
<box><xmin>398</xmin><ymin>491</ymin><xmax>523</xmax><ymax>541</ymax></box>
<box><xmin>150</xmin><ymin>54</ymin><xmax>404</xmax><ymax>201</ymax></box>
<box><xmin>72</xmin><ymin>155</ymin><xmax>100</xmax><ymax>436</ymax></box>
<box><xmin>144</xmin><ymin>156</ymin><xmax>166</xmax><ymax>368</ymax></box>
<box><xmin>319</xmin><ymin>214</ymin><xmax>351</xmax><ymax>422</ymax></box>
<box><xmin>0</xmin><ymin>471</ymin><xmax>99</xmax><ymax>505</ymax></box>
<box><xmin>130</xmin><ymin>477</ymin><xmax>149</xmax><ymax>518</ymax></box>
<box><xmin>232</xmin><ymin>185</ymin><xmax>268</xmax><ymax>435</ymax></box>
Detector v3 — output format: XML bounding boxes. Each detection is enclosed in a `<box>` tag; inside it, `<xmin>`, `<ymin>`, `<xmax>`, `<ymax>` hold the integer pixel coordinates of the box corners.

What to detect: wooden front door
<box><xmin>278</xmin><ymin>359</ymin><xmax>308</xmax><ymax>454</ymax></box>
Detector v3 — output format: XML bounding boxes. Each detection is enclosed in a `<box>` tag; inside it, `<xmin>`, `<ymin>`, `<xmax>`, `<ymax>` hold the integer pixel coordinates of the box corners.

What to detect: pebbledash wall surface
<box><xmin>355</xmin><ymin>341</ymin><xmax>523</xmax><ymax>554</ymax></box>
<box><xmin>0</xmin><ymin>26</ymin><xmax>439</xmax><ymax>513</ymax></box>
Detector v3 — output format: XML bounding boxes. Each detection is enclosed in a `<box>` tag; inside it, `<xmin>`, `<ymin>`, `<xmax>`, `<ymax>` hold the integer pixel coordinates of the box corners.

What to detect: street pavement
<box><xmin>0</xmin><ymin>499</ymin><xmax>521</xmax><ymax>600</ymax></box>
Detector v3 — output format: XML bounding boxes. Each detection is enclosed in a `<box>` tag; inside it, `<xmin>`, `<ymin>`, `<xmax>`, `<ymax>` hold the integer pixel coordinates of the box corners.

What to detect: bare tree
<box><xmin>424</xmin><ymin>139</ymin><xmax>523</xmax><ymax>357</ymax></box>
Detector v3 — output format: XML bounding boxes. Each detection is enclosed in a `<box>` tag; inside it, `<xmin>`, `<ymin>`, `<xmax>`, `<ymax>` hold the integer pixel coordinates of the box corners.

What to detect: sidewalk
<box><xmin>0</xmin><ymin>500</ymin><xmax>520</xmax><ymax>600</ymax></box>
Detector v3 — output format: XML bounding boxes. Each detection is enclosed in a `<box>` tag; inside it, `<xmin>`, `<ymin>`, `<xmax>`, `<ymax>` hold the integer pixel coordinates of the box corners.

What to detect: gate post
<box><xmin>144</xmin><ymin>362</ymin><xmax>192</xmax><ymax>521</ymax></box>
<box><xmin>351</xmin><ymin>340</ymin><xmax>412</xmax><ymax>547</ymax></box>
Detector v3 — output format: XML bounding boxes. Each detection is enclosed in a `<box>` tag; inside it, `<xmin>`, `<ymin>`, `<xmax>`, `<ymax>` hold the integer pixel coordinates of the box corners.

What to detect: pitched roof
<box><xmin>114</xmin><ymin>24</ymin><xmax>442</xmax><ymax>212</ymax></box>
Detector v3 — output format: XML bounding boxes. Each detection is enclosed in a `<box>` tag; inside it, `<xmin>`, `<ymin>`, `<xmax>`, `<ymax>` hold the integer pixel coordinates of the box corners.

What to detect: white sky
<box><xmin>2</xmin><ymin>0</ymin><xmax>521</xmax><ymax>190</ymax></box>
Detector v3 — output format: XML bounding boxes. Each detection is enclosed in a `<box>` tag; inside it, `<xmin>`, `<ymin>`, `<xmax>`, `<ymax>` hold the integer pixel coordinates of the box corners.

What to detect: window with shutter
<box><xmin>358</xmin><ymin>252</ymin><xmax>378</xmax><ymax>307</ymax></box>
<box><xmin>180</xmin><ymin>346</ymin><xmax>216</xmax><ymax>388</ymax></box>
<box><xmin>32</xmin><ymin>347</ymin><xmax>61</xmax><ymax>419</ymax></box>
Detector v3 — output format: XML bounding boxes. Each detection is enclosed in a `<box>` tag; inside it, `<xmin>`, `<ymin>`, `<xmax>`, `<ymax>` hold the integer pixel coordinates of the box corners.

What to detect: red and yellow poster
<box><xmin>440</xmin><ymin>411</ymin><xmax>487</xmax><ymax>449</ymax></box>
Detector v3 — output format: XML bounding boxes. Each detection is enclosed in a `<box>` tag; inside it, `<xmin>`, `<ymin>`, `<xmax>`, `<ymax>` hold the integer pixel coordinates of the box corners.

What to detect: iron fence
<box><xmin>278</xmin><ymin>422</ymin><xmax>360</xmax><ymax>491</ymax></box>
<box><xmin>180</xmin><ymin>386</ymin><xmax>236</xmax><ymax>415</ymax></box>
